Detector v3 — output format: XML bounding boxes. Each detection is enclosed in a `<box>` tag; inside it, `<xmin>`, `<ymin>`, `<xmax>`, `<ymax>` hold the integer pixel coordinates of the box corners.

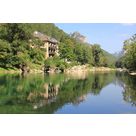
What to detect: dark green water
<box><xmin>0</xmin><ymin>72</ymin><xmax>136</xmax><ymax>114</ymax></box>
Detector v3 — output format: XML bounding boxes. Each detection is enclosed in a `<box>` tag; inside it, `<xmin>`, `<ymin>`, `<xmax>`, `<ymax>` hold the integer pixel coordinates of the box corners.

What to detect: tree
<box><xmin>59</xmin><ymin>43</ymin><xmax>75</xmax><ymax>61</ymax></box>
<box><xmin>99</xmin><ymin>53</ymin><xmax>108</xmax><ymax>67</ymax></box>
<box><xmin>123</xmin><ymin>43</ymin><xmax>136</xmax><ymax>71</ymax></box>
<box><xmin>122</xmin><ymin>34</ymin><xmax>136</xmax><ymax>71</ymax></box>
<box><xmin>115</xmin><ymin>57</ymin><xmax>123</xmax><ymax>68</ymax></box>
<box><xmin>92</xmin><ymin>44</ymin><xmax>102</xmax><ymax>66</ymax></box>
<box><xmin>0</xmin><ymin>40</ymin><xmax>12</xmax><ymax>68</ymax></box>
<box><xmin>29</xmin><ymin>48</ymin><xmax>45</xmax><ymax>65</ymax></box>
<box><xmin>0</xmin><ymin>24</ymin><xmax>31</xmax><ymax>68</ymax></box>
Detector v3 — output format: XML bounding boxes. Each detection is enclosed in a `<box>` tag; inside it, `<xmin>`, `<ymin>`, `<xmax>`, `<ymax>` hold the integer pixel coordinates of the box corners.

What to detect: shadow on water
<box><xmin>0</xmin><ymin>71</ymin><xmax>136</xmax><ymax>113</ymax></box>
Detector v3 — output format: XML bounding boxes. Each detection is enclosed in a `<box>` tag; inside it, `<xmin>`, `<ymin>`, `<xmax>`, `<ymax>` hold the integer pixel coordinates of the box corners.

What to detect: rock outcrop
<box><xmin>70</xmin><ymin>31</ymin><xmax>87</xmax><ymax>43</ymax></box>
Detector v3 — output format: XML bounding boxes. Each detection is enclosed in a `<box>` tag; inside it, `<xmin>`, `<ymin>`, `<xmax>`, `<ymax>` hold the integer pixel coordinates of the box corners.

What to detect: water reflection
<box><xmin>0</xmin><ymin>72</ymin><xmax>136</xmax><ymax>113</ymax></box>
<box><xmin>116</xmin><ymin>73</ymin><xmax>136</xmax><ymax>107</ymax></box>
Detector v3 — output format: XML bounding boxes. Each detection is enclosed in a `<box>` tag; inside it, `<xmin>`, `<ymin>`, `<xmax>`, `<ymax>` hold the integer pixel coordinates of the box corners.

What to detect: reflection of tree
<box><xmin>116</xmin><ymin>72</ymin><xmax>136</xmax><ymax>106</ymax></box>
<box><xmin>91</xmin><ymin>73</ymin><xmax>114</xmax><ymax>95</ymax></box>
<box><xmin>0</xmin><ymin>72</ymin><xmax>116</xmax><ymax>113</ymax></box>
<box><xmin>123</xmin><ymin>88</ymin><xmax>136</xmax><ymax>106</ymax></box>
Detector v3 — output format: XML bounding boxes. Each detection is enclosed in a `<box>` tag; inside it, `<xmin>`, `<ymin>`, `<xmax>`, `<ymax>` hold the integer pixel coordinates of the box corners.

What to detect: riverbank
<box><xmin>0</xmin><ymin>65</ymin><xmax>116</xmax><ymax>74</ymax></box>
<box><xmin>0</xmin><ymin>68</ymin><xmax>44</xmax><ymax>75</ymax></box>
<box><xmin>0</xmin><ymin>64</ymin><xmax>44</xmax><ymax>74</ymax></box>
<box><xmin>116</xmin><ymin>68</ymin><xmax>136</xmax><ymax>76</ymax></box>
<box><xmin>65</xmin><ymin>65</ymin><xmax>116</xmax><ymax>74</ymax></box>
<box><xmin>115</xmin><ymin>68</ymin><xmax>136</xmax><ymax>76</ymax></box>
<box><xmin>90</xmin><ymin>67</ymin><xmax>115</xmax><ymax>72</ymax></box>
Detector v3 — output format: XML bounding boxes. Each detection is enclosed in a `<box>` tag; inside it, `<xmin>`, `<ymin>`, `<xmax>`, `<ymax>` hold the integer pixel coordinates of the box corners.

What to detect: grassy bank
<box><xmin>0</xmin><ymin>67</ymin><xmax>20</xmax><ymax>74</ymax></box>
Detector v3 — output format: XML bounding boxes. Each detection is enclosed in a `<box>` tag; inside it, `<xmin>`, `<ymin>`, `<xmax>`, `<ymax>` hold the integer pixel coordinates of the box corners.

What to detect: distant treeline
<box><xmin>0</xmin><ymin>24</ymin><xmax>116</xmax><ymax>70</ymax></box>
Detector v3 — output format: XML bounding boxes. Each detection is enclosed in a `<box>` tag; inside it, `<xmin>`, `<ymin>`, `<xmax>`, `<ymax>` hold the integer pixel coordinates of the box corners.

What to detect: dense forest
<box><xmin>0</xmin><ymin>23</ymin><xmax>117</xmax><ymax>72</ymax></box>
<box><xmin>115</xmin><ymin>34</ymin><xmax>136</xmax><ymax>72</ymax></box>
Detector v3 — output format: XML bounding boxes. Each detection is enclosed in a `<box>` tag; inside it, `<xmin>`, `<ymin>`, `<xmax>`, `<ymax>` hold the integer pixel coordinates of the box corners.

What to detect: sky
<box><xmin>55</xmin><ymin>23</ymin><xmax>136</xmax><ymax>54</ymax></box>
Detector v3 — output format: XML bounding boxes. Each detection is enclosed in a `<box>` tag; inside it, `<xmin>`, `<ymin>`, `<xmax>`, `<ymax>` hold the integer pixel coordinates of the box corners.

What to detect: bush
<box><xmin>44</xmin><ymin>56</ymin><xmax>71</xmax><ymax>72</ymax></box>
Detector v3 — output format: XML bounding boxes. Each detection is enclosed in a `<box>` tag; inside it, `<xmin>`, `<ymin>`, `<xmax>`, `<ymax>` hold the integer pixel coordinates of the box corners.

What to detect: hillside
<box><xmin>102</xmin><ymin>50</ymin><xmax>116</xmax><ymax>67</ymax></box>
<box><xmin>70</xmin><ymin>31</ymin><xmax>116</xmax><ymax>67</ymax></box>
<box><xmin>0</xmin><ymin>23</ymin><xmax>116</xmax><ymax>73</ymax></box>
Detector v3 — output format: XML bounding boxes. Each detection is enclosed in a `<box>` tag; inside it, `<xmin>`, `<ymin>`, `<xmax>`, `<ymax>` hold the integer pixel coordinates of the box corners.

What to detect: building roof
<box><xmin>33</xmin><ymin>31</ymin><xmax>58</xmax><ymax>44</ymax></box>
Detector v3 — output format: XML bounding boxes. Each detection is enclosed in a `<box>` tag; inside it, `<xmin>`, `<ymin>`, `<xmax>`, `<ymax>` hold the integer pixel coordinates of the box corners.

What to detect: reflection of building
<box><xmin>43</xmin><ymin>83</ymin><xmax>59</xmax><ymax>100</ymax></box>
<box><xmin>31</xmin><ymin>31</ymin><xmax>59</xmax><ymax>59</ymax></box>
<box><xmin>27</xmin><ymin>83</ymin><xmax>60</xmax><ymax>109</ymax></box>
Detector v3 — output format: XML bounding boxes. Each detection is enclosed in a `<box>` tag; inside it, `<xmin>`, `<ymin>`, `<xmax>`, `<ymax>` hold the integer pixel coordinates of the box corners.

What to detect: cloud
<box><xmin>121</xmin><ymin>23</ymin><xmax>136</xmax><ymax>26</ymax></box>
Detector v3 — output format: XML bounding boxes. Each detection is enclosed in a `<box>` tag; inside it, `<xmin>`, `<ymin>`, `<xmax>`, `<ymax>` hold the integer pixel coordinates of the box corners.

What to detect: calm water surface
<box><xmin>0</xmin><ymin>72</ymin><xmax>136</xmax><ymax>114</ymax></box>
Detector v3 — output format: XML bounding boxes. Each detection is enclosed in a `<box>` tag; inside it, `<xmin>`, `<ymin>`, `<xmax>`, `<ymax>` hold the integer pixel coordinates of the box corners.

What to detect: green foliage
<box><xmin>0</xmin><ymin>24</ymin><xmax>32</xmax><ymax>43</ymax></box>
<box><xmin>0</xmin><ymin>24</ymin><xmax>46</xmax><ymax>69</ymax></box>
<box><xmin>44</xmin><ymin>56</ymin><xmax>69</xmax><ymax>71</ymax></box>
<box><xmin>0</xmin><ymin>24</ymin><xmax>32</xmax><ymax>68</ymax></box>
<box><xmin>120</xmin><ymin>34</ymin><xmax>136</xmax><ymax>71</ymax></box>
<box><xmin>59</xmin><ymin>43</ymin><xmax>75</xmax><ymax>61</ymax></box>
<box><xmin>29</xmin><ymin>48</ymin><xmax>45</xmax><ymax>65</ymax></box>
<box><xmin>0</xmin><ymin>40</ymin><xmax>12</xmax><ymax>68</ymax></box>
<box><xmin>115</xmin><ymin>57</ymin><xmax>123</xmax><ymax>68</ymax></box>
<box><xmin>122</xmin><ymin>43</ymin><xmax>136</xmax><ymax>71</ymax></box>
<box><xmin>74</xmin><ymin>44</ymin><xmax>93</xmax><ymax>65</ymax></box>
<box><xmin>45</xmin><ymin>57</ymin><xmax>57</xmax><ymax>68</ymax></box>
<box><xmin>92</xmin><ymin>44</ymin><xmax>101</xmax><ymax>66</ymax></box>
<box><xmin>91</xmin><ymin>44</ymin><xmax>110</xmax><ymax>67</ymax></box>
<box><xmin>103</xmin><ymin>50</ymin><xmax>116</xmax><ymax>68</ymax></box>
<box><xmin>0</xmin><ymin>23</ymin><xmax>116</xmax><ymax>71</ymax></box>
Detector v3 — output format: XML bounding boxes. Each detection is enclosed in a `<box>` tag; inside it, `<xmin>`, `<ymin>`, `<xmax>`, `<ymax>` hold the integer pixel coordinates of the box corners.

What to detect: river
<box><xmin>0</xmin><ymin>72</ymin><xmax>136</xmax><ymax>114</ymax></box>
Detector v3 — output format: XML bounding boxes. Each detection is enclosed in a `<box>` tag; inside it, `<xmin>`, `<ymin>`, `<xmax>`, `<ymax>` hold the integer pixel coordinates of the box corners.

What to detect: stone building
<box><xmin>31</xmin><ymin>31</ymin><xmax>59</xmax><ymax>59</ymax></box>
